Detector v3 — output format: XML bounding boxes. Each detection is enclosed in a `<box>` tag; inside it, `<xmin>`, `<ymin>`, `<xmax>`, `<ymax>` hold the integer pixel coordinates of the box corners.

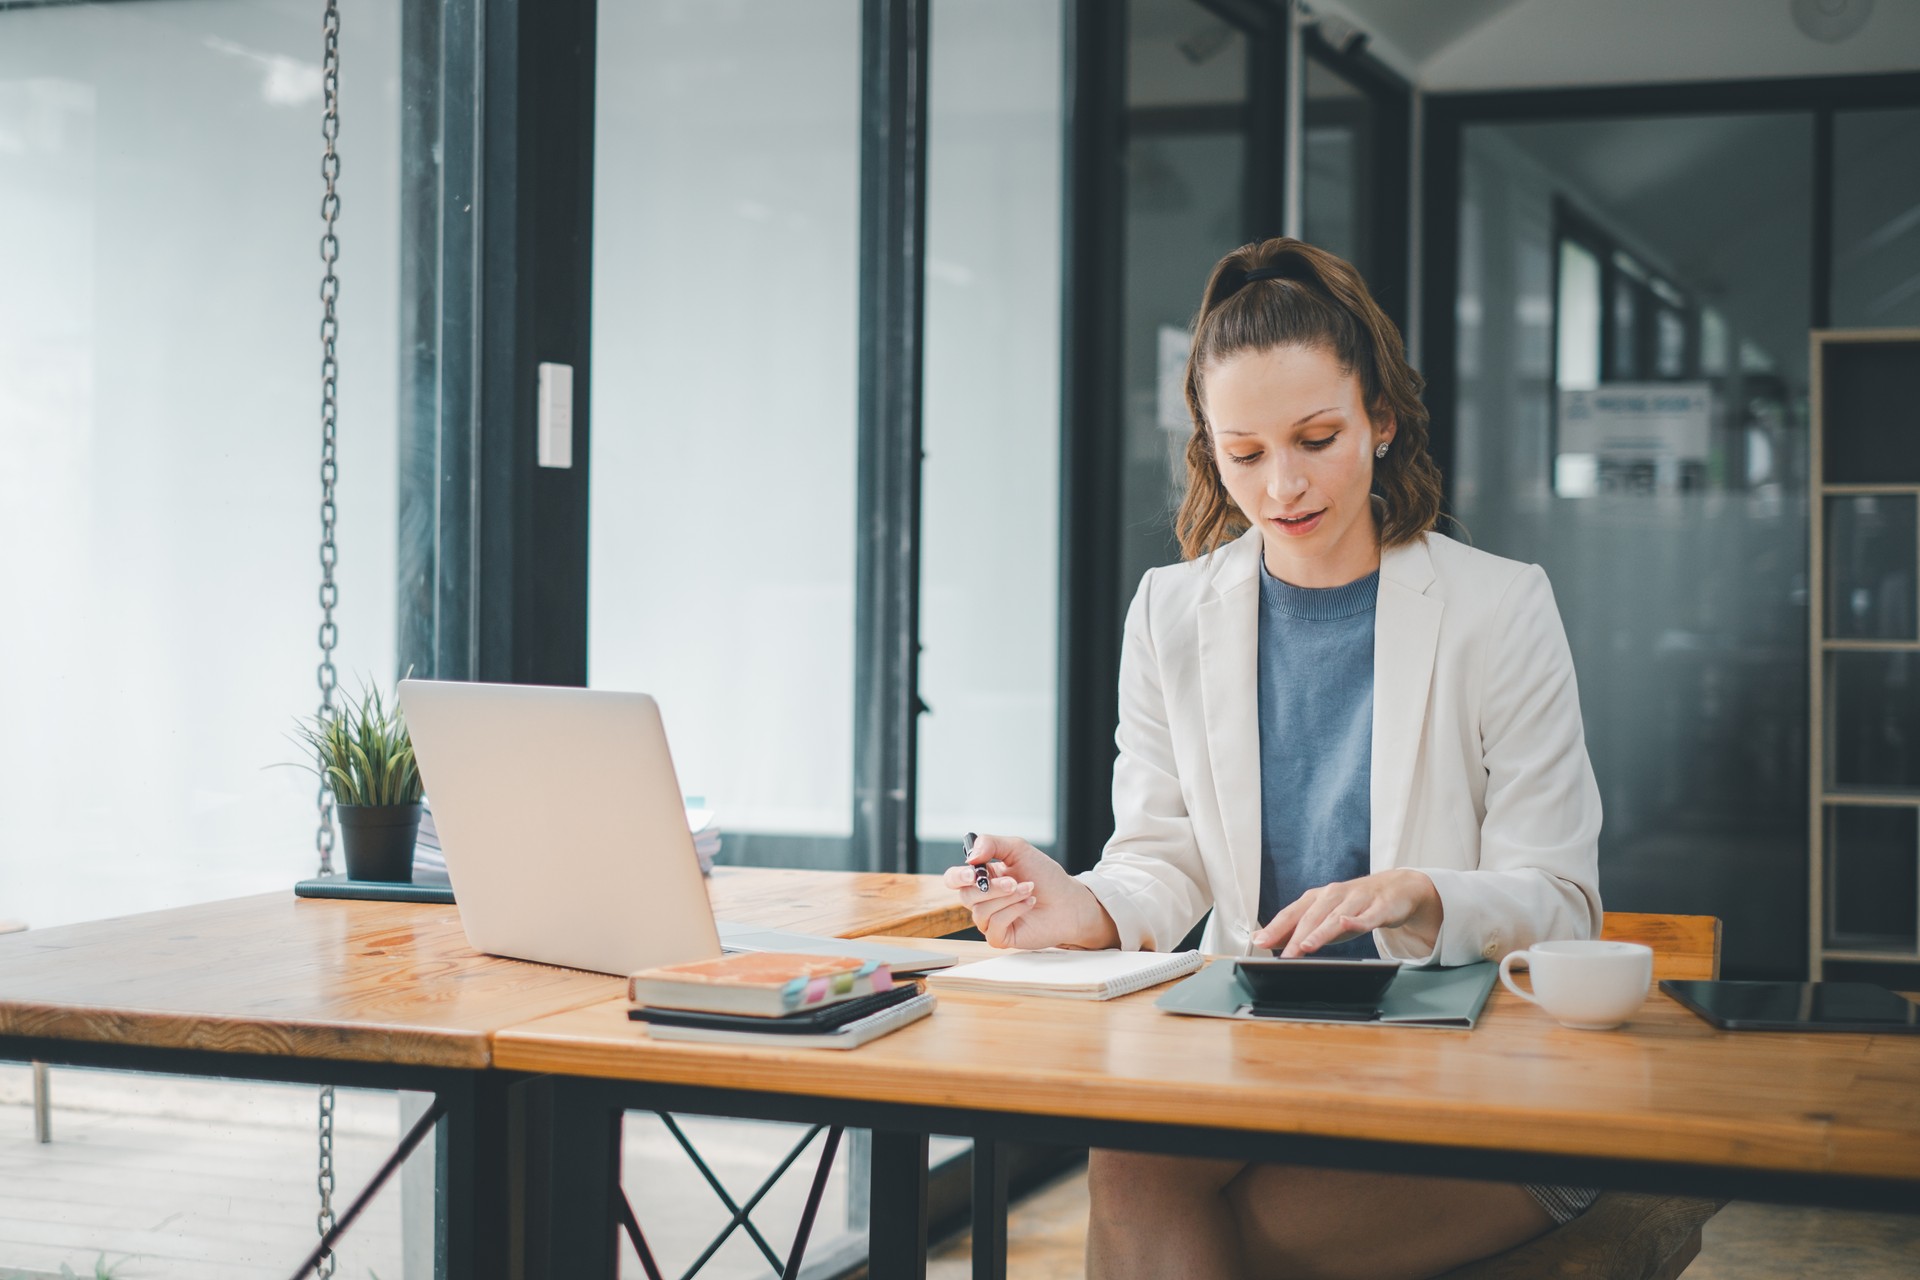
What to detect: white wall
<box><xmin>0</xmin><ymin>0</ymin><xmax>400</xmax><ymax>928</ymax></box>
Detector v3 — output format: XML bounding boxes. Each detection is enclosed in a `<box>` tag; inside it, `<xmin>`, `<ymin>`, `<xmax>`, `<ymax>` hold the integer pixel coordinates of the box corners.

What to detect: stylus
<box><xmin>965</xmin><ymin>831</ymin><xmax>991</xmax><ymax>893</ymax></box>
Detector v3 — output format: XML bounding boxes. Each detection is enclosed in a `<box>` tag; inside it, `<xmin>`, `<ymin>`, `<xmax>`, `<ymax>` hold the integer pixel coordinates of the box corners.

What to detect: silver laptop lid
<box><xmin>397</xmin><ymin>680</ymin><xmax>721</xmax><ymax>976</ymax></box>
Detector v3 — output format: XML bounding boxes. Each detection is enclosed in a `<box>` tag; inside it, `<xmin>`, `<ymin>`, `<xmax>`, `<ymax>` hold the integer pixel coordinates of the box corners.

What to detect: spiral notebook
<box><xmin>925</xmin><ymin>948</ymin><xmax>1204</xmax><ymax>1000</ymax></box>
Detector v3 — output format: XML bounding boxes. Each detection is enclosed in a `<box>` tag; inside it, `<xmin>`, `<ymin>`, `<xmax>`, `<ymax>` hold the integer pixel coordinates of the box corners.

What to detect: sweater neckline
<box><xmin>1258</xmin><ymin>562</ymin><xmax>1380</xmax><ymax>620</ymax></box>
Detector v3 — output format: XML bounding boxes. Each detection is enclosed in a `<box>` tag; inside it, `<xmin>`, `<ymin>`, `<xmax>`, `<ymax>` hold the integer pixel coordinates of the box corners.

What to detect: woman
<box><xmin>946</xmin><ymin>237</ymin><xmax>1604</xmax><ymax>1280</ymax></box>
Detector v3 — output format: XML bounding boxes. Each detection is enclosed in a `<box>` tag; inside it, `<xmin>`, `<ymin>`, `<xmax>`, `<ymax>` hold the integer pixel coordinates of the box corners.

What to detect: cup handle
<box><xmin>1498</xmin><ymin>950</ymin><xmax>1538</xmax><ymax>1005</ymax></box>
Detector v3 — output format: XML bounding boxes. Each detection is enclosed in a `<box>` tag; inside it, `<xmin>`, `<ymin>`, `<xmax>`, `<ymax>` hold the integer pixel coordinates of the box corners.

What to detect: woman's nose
<box><xmin>1266</xmin><ymin>465</ymin><xmax>1305</xmax><ymax>501</ymax></box>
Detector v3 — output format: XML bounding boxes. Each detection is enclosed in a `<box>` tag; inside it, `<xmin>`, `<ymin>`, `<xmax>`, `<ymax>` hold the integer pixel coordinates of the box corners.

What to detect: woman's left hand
<box><xmin>1251</xmin><ymin>869</ymin><xmax>1443</xmax><ymax>957</ymax></box>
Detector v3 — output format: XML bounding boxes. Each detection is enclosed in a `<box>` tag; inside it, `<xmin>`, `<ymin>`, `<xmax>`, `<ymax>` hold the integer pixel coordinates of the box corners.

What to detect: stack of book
<box><xmin>412</xmin><ymin>800</ymin><xmax>447</xmax><ymax>884</ymax></box>
<box><xmin>627</xmin><ymin>952</ymin><xmax>934</xmax><ymax>1048</ymax></box>
<box><xmin>411</xmin><ymin>799</ymin><xmax>719</xmax><ymax>880</ymax></box>
<box><xmin>685</xmin><ymin>803</ymin><xmax>721</xmax><ymax>875</ymax></box>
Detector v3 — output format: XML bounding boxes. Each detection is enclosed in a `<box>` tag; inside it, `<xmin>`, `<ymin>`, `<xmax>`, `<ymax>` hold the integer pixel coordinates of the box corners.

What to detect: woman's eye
<box><xmin>1302</xmin><ymin>435</ymin><xmax>1337</xmax><ymax>451</ymax></box>
<box><xmin>1228</xmin><ymin>452</ymin><xmax>1262</xmax><ymax>466</ymax></box>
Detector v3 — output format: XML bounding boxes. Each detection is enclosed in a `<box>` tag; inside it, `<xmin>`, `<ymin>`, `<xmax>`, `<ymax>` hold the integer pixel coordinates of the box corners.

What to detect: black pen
<box><xmin>965</xmin><ymin>831</ymin><xmax>991</xmax><ymax>892</ymax></box>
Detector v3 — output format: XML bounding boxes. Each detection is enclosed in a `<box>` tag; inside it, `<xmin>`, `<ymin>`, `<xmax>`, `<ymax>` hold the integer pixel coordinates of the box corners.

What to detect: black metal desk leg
<box><xmin>869</xmin><ymin>1129</ymin><xmax>930</xmax><ymax>1280</ymax></box>
<box><xmin>971</xmin><ymin>1139</ymin><xmax>1008</xmax><ymax>1280</ymax></box>
<box><xmin>520</xmin><ymin>1078</ymin><xmax>621</xmax><ymax>1280</ymax></box>
<box><xmin>436</xmin><ymin>1072</ymin><xmax>512</xmax><ymax>1280</ymax></box>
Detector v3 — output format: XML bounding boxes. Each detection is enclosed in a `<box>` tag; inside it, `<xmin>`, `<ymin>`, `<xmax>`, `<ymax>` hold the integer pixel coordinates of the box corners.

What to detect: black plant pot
<box><xmin>336</xmin><ymin>801</ymin><xmax>422</xmax><ymax>883</ymax></box>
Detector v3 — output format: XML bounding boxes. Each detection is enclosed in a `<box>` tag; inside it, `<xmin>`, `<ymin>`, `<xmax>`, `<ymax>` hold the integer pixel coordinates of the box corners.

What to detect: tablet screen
<box><xmin>1232</xmin><ymin>957</ymin><xmax>1402</xmax><ymax>1014</ymax></box>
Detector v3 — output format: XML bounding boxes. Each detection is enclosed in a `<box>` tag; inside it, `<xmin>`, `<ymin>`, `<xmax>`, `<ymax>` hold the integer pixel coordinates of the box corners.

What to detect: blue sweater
<box><xmin>1256</xmin><ymin>560</ymin><xmax>1380</xmax><ymax>959</ymax></box>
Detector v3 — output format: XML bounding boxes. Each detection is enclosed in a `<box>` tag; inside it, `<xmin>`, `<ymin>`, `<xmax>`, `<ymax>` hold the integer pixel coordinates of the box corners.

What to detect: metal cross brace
<box><xmin>628</xmin><ymin>1115</ymin><xmax>845</xmax><ymax>1280</ymax></box>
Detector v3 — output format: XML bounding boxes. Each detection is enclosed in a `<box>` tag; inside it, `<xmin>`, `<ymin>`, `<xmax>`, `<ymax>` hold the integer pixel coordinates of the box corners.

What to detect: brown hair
<box><xmin>1172</xmin><ymin>237</ymin><xmax>1443</xmax><ymax>560</ymax></box>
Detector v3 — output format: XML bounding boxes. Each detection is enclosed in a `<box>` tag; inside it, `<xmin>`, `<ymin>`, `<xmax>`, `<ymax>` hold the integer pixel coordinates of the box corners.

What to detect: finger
<box><xmin>963</xmin><ymin>879</ymin><xmax>1026</xmax><ymax>923</ymax></box>
<box><xmin>1252</xmin><ymin>898</ymin><xmax>1311</xmax><ymax>950</ymax></box>
<box><xmin>945</xmin><ymin>863</ymin><xmax>1011</xmax><ymax>891</ymax></box>
<box><xmin>975</xmin><ymin>883</ymin><xmax>1037</xmax><ymax>924</ymax></box>
<box><xmin>1289</xmin><ymin>896</ymin><xmax>1375</xmax><ymax>956</ymax></box>
<box><xmin>985</xmin><ymin>896</ymin><xmax>1037</xmax><ymax>948</ymax></box>
<box><xmin>970</xmin><ymin>833</ymin><xmax>1017</xmax><ymax>864</ymax></box>
<box><xmin>1280</xmin><ymin>894</ymin><xmax>1354</xmax><ymax>958</ymax></box>
<box><xmin>1270</xmin><ymin>891</ymin><xmax>1339</xmax><ymax>954</ymax></box>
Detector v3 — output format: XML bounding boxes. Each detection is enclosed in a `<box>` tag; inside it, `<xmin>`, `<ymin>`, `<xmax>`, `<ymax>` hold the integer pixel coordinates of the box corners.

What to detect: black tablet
<box><xmin>1232</xmin><ymin>957</ymin><xmax>1402</xmax><ymax>1020</ymax></box>
<box><xmin>1660</xmin><ymin>980</ymin><xmax>1920</xmax><ymax>1033</ymax></box>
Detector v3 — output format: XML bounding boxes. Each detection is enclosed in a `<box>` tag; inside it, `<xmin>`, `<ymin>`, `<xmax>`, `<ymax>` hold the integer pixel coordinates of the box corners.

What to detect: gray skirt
<box><xmin>1525</xmin><ymin>1182</ymin><xmax>1601</xmax><ymax>1225</ymax></box>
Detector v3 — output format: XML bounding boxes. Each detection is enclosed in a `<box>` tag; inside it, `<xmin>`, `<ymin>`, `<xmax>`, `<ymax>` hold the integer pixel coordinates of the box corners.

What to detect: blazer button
<box><xmin>1482</xmin><ymin>941</ymin><xmax>1499</xmax><ymax>960</ymax></box>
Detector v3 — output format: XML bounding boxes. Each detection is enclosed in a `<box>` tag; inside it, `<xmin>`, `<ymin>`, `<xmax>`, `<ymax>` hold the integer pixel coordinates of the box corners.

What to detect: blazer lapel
<box><xmin>1371</xmin><ymin>537</ymin><xmax>1443</xmax><ymax>870</ymax></box>
<box><xmin>1197</xmin><ymin>531</ymin><xmax>1265</xmax><ymax>928</ymax></box>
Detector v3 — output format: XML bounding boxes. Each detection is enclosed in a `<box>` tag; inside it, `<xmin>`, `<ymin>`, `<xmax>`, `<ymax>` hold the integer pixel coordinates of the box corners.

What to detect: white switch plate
<box><xmin>537</xmin><ymin>362</ymin><xmax>573</xmax><ymax>468</ymax></box>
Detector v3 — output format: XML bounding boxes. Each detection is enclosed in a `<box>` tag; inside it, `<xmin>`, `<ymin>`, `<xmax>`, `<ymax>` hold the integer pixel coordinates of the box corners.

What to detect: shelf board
<box><xmin>1823</xmin><ymin>639</ymin><xmax>1920</xmax><ymax>651</ymax></box>
<box><xmin>1821</xmin><ymin>790</ymin><xmax>1920</xmax><ymax>807</ymax></box>
<box><xmin>1821</xmin><ymin>949</ymin><xmax>1920</xmax><ymax>964</ymax></box>
<box><xmin>1821</xmin><ymin>483</ymin><xmax>1920</xmax><ymax>496</ymax></box>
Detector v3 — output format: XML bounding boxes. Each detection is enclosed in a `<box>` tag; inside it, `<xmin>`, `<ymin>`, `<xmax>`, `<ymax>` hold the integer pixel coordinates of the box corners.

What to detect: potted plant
<box><xmin>295</xmin><ymin>682</ymin><xmax>424</xmax><ymax>882</ymax></box>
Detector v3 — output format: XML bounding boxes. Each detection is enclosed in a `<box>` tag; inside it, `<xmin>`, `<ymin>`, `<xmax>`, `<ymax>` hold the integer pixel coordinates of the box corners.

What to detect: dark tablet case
<box><xmin>1661</xmin><ymin>979</ymin><xmax>1920</xmax><ymax>1033</ymax></box>
<box><xmin>1157</xmin><ymin>959</ymin><xmax>1497</xmax><ymax>1028</ymax></box>
<box><xmin>628</xmin><ymin>981</ymin><xmax>924</xmax><ymax>1034</ymax></box>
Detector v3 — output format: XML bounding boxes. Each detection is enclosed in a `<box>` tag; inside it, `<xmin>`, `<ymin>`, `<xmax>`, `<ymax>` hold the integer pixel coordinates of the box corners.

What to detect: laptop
<box><xmin>397</xmin><ymin>679</ymin><xmax>954</xmax><ymax>977</ymax></box>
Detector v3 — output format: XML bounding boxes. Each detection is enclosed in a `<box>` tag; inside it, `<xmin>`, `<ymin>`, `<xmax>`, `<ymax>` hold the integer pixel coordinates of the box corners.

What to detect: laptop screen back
<box><xmin>397</xmin><ymin>680</ymin><xmax>722</xmax><ymax>976</ymax></box>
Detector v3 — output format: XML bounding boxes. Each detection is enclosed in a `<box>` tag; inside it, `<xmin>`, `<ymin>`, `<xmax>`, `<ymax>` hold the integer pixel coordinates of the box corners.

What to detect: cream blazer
<box><xmin>1076</xmin><ymin>527</ymin><xmax>1603</xmax><ymax>967</ymax></box>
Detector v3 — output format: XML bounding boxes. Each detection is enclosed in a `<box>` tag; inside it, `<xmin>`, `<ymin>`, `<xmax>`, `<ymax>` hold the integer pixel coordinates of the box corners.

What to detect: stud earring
<box><xmin>1375</xmin><ymin>442</ymin><xmax>1390</xmax><ymax>459</ymax></box>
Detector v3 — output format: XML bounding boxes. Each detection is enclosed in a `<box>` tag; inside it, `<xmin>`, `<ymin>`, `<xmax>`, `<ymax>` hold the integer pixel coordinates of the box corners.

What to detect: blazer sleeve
<box><xmin>1389</xmin><ymin>564</ymin><xmax>1604</xmax><ymax>967</ymax></box>
<box><xmin>1074</xmin><ymin>570</ymin><xmax>1213</xmax><ymax>951</ymax></box>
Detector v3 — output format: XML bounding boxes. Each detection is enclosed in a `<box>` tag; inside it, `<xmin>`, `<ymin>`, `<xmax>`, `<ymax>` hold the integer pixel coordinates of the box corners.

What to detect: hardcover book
<box><xmin>627</xmin><ymin>951</ymin><xmax>895</xmax><ymax>1017</ymax></box>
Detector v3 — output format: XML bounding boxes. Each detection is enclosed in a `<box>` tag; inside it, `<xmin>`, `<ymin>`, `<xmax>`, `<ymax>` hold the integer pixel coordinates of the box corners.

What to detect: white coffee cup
<box><xmin>1498</xmin><ymin>939</ymin><xmax>1653</xmax><ymax>1030</ymax></box>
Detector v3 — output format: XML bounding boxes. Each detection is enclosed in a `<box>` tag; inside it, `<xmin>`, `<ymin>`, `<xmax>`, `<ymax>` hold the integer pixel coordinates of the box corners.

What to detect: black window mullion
<box><xmin>1057</xmin><ymin>0</ymin><xmax>1128</xmax><ymax>874</ymax></box>
<box><xmin>853</xmin><ymin>0</ymin><xmax>930</xmax><ymax>875</ymax></box>
<box><xmin>1813</xmin><ymin>106</ymin><xmax>1835</xmax><ymax>330</ymax></box>
<box><xmin>418</xmin><ymin>0</ymin><xmax>594</xmax><ymax>687</ymax></box>
<box><xmin>426</xmin><ymin>0</ymin><xmax>482</xmax><ymax>681</ymax></box>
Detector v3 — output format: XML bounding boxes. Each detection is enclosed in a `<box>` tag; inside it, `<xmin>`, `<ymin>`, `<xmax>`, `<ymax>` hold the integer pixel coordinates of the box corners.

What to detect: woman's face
<box><xmin>1203</xmin><ymin>342</ymin><xmax>1394</xmax><ymax>588</ymax></box>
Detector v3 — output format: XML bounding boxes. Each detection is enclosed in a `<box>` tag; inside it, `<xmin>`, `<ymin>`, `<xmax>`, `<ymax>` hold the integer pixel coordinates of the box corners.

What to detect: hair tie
<box><xmin>1240</xmin><ymin>258</ymin><xmax>1317</xmax><ymax>287</ymax></box>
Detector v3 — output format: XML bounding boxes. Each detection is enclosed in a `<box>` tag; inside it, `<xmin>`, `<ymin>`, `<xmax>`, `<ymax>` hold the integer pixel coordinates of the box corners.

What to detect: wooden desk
<box><xmin>496</xmin><ymin>924</ymin><xmax>1919</xmax><ymax>1280</ymax></box>
<box><xmin>0</xmin><ymin>867</ymin><xmax>966</xmax><ymax>1279</ymax></box>
<box><xmin>0</xmin><ymin>867</ymin><xmax>965</xmax><ymax>1069</ymax></box>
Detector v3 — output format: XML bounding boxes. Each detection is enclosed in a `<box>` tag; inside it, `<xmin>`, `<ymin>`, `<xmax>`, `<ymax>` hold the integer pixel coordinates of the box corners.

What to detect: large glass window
<box><xmin>0</xmin><ymin>0</ymin><xmax>403</xmax><ymax>928</ymax></box>
<box><xmin>587</xmin><ymin>0</ymin><xmax>861</xmax><ymax>870</ymax></box>
<box><xmin>1117</xmin><ymin>0</ymin><xmax>1250</xmax><ymax>619</ymax></box>
<box><xmin>1833</xmin><ymin>107</ymin><xmax>1920</xmax><ymax>329</ymax></box>
<box><xmin>1302</xmin><ymin>53</ymin><xmax>1371</xmax><ymax>280</ymax></box>
<box><xmin>916</xmin><ymin>0</ymin><xmax>1065</xmax><ymax>865</ymax></box>
<box><xmin>1456</xmin><ymin>114</ymin><xmax>1812</xmax><ymax>980</ymax></box>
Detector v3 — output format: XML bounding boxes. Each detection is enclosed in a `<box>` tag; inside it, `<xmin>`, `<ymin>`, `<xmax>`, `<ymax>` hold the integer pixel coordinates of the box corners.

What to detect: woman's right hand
<box><xmin>942</xmin><ymin>833</ymin><xmax>1121</xmax><ymax>950</ymax></box>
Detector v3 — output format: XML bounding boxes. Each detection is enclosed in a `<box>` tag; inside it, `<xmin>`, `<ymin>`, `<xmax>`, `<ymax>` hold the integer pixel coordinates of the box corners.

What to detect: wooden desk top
<box><xmin>0</xmin><ymin>868</ymin><xmax>966</xmax><ymax>1070</ymax></box>
<box><xmin>494</xmin><ymin>936</ymin><xmax>1920</xmax><ymax>1185</ymax></box>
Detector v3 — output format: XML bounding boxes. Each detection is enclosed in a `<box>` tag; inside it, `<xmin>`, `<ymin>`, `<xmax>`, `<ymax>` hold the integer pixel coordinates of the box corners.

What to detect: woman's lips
<box><xmin>1269</xmin><ymin>510</ymin><xmax>1325</xmax><ymax>537</ymax></box>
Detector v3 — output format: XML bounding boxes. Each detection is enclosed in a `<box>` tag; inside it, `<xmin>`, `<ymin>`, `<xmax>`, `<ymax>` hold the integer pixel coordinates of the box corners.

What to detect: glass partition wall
<box><xmin>1451</xmin><ymin>113</ymin><xmax>1816</xmax><ymax>981</ymax></box>
<box><xmin>1116</xmin><ymin>0</ymin><xmax>1253</xmax><ymax>624</ymax></box>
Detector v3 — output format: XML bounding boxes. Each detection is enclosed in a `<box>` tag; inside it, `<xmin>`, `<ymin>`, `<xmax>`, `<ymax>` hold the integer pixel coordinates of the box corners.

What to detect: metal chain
<box><xmin>315</xmin><ymin>2</ymin><xmax>343</xmax><ymax>1276</ymax></box>
<box><xmin>316</xmin><ymin>1085</ymin><xmax>339</xmax><ymax>1277</ymax></box>
<box><xmin>314</xmin><ymin>0</ymin><xmax>343</xmax><ymax>880</ymax></box>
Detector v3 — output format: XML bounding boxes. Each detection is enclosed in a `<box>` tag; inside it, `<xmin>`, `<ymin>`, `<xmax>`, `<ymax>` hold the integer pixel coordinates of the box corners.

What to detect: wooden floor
<box><xmin>0</xmin><ymin>1065</ymin><xmax>873</xmax><ymax>1280</ymax></box>
<box><xmin>921</xmin><ymin>1166</ymin><xmax>1920</xmax><ymax>1280</ymax></box>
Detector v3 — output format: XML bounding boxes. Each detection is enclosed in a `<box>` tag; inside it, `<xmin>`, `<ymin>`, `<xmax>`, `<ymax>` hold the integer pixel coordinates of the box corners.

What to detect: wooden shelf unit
<box><xmin>1809</xmin><ymin>328</ymin><xmax>1920</xmax><ymax>980</ymax></box>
